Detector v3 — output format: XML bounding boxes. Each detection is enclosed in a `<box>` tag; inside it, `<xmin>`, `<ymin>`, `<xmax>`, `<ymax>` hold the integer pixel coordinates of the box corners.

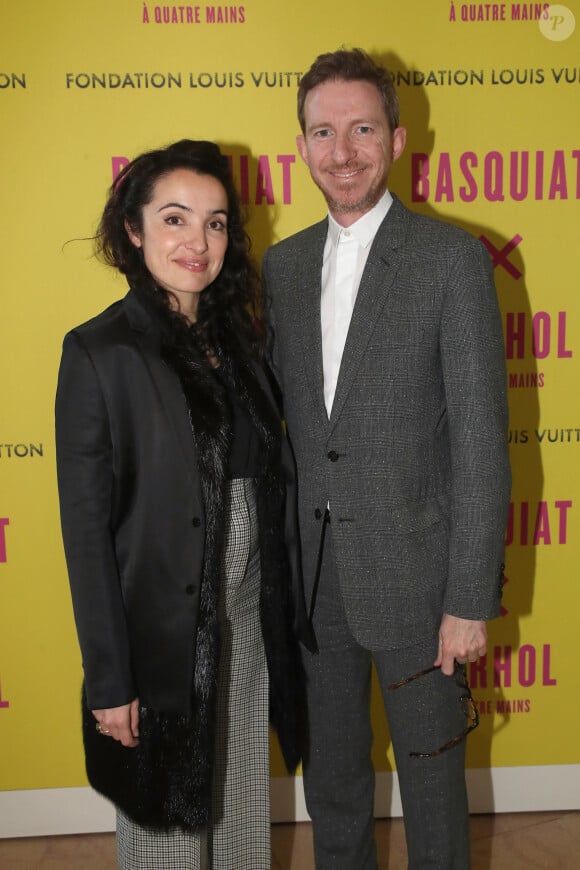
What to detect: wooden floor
<box><xmin>0</xmin><ymin>812</ymin><xmax>578</xmax><ymax>868</ymax></box>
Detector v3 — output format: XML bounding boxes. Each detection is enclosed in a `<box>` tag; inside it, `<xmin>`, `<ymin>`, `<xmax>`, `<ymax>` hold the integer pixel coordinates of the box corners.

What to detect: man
<box><xmin>263</xmin><ymin>48</ymin><xmax>510</xmax><ymax>869</ymax></box>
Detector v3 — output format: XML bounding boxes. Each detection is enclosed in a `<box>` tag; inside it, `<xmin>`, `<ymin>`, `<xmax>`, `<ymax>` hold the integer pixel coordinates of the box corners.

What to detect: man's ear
<box><xmin>296</xmin><ymin>134</ymin><xmax>309</xmax><ymax>166</ymax></box>
<box><xmin>124</xmin><ymin>219</ymin><xmax>142</xmax><ymax>248</ymax></box>
<box><xmin>391</xmin><ymin>127</ymin><xmax>407</xmax><ymax>163</ymax></box>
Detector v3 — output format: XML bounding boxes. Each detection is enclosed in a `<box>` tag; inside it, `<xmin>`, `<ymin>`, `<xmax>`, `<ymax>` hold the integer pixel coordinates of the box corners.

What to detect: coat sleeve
<box><xmin>55</xmin><ymin>331</ymin><xmax>136</xmax><ymax>709</ymax></box>
<box><xmin>439</xmin><ymin>237</ymin><xmax>511</xmax><ymax>619</ymax></box>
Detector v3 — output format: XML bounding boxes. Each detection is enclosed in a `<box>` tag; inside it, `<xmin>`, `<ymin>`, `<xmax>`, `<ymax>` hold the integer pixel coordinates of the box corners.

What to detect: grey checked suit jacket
<box><xmin>263</xmin><ymin>195</ymin><xmax>511</xmax><ymax>651</ymax></box>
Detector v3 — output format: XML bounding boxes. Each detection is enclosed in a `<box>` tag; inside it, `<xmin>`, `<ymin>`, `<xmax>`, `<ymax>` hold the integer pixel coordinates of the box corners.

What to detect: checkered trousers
<box><xmin>116</xmin><ymin>478</ymin><xmax>270</xmax><ymax>869</ymax></box>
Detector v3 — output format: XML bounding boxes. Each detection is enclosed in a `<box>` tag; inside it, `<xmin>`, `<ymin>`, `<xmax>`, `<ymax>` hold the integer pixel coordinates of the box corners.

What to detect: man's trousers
<box><xmin>301</xmin><ymin>528</ymin><xmax>472</xmax><ymax>870</ymax></box>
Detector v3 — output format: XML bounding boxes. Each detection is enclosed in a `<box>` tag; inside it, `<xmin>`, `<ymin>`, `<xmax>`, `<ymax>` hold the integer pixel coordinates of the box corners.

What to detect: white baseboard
<box><xmin>273</xmin><ymin>765</ymin><xmax>580</xmax><ymax>822</ymax></box>
<box><xmin>1</xmin><ymin>766</ymin><xmax>578</xmax><ymax>838</ymax></box>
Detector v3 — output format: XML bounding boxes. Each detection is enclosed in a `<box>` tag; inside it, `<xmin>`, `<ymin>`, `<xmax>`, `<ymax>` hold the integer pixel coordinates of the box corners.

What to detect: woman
<box><xmin>55</xmin><ymin>139</ymin><xmax>310</xmax><ymax>869</ymax></box>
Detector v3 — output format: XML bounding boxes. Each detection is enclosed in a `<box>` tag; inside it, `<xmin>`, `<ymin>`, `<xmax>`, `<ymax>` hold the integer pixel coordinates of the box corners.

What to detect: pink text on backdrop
<box><xmin>0</xmin><ymin>518</ymin><xmax>9</xmax><ymax>562</ymax></box>
<box><xmin>505</xmin><ymin>312</ymin><xmax>572</xmax><ymax>360</ymax></box>
<box><xmin>505</xmin><ymin>500</ymin><xmax>572</xmax><ymax>546</ymax></box>
<box><xmin>450</xmin><ymin>4</ymin><xmax>550</xmax><ymax>22</ymax></box>
<box><xmin>112</xmin><ymin>154</ymin><xmax>296</xmax><ymax>205</ymax></box>
<box><xmin>411</xmin><ymin>149</ymin><xmax>580</xmax><ymax>203</ymax></box>
<box><xmin>0</xmin><ymin>680</ymin><xmax>9</xmax><ymax>709</ymax></box>
<box><xmin>470</xmin><ymin>644</ymin><xmax>556</xmax><ymax>689</ymax></box>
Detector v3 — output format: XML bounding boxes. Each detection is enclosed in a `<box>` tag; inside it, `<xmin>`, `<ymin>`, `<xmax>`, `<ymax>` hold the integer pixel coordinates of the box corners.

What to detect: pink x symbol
<box><xmin>479</xmin><ymin>234</ymin><xmax>523</xmax><ymax>280</ymax></box>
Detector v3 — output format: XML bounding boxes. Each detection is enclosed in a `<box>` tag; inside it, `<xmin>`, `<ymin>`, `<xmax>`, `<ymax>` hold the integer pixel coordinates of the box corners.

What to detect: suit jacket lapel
<box><xmin>297</xmin><ymin>221</ymin><xmax>329</xmax><ymax>427</ymax></box>
<box><xmin>329</xmin><ymin>197</ymin><xmax>408</xmax><ymax>430</ymax></box>
<box><xmin>123</xmin><ymin>290</ymin><xmax>200</xmax><ymax>488</ymax></box>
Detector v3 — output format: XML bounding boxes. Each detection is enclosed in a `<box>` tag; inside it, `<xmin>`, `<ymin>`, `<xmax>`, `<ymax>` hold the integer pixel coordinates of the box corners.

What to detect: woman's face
<box><xmin>126</xmin><ymin>168</ymin><xmax>229</xmax><ymax>319</ymax></box>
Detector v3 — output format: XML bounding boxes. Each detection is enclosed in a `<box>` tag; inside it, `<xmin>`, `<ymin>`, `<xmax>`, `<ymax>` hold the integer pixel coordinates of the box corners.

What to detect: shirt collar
<box><xmin>327</xmin><ymin>190</ymin><xmax>393</xmax><ymax>248</ymax></box>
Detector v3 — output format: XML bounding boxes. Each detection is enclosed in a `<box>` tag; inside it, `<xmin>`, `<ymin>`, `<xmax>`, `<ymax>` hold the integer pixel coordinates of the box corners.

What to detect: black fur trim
<box><xmin>82</xmin><ymin>693</ymin><xmax>212</xmax><ymax>830</ymax></box>
<box><xmin>218</xmin><ymin>356</ymin><xmax>307</xmax><ymax>771</ymax></box>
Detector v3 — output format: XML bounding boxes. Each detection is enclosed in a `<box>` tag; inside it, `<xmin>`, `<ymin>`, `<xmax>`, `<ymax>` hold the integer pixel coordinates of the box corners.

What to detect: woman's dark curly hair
<box><xmin>95</xmin><ymin>139</ymin><xmax>260</xmax><ymax>357</ymax></box>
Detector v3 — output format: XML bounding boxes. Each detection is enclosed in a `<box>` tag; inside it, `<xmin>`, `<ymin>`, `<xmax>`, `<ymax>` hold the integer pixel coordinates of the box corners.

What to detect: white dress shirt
<box><xmin>321</xmin><ymin>190</ymin><xmax>393</xmax><ymax>417</ymax></box>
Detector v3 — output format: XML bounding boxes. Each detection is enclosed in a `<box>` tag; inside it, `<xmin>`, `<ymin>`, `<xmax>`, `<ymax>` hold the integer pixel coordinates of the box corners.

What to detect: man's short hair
<box><xmin>298</xmin><ymin>48</ymin><xmax>400</xmax><ymax>134</ymax></box>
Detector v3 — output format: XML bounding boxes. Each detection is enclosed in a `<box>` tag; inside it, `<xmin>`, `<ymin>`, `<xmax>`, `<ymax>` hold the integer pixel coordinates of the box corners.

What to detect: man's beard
<box><xmin>315</xmin><ymin>167</ymin><xmax>386</xmax><ymax>215</ymax></box>
<box><xmin>325</xmin><ymin>186</ymin><xmax>384</xmax><ymax>215</ymax></box>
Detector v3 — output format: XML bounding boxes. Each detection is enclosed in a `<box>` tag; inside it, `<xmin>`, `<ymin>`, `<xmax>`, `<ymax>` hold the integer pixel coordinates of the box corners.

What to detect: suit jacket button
<box><xmin>314</xmin><ymin>508</ymin><xmax>322</xmax><ymax>519</ymax></box>
<box><xmin>192</xmin><ymin>516</ymin><xmax>201</xmax><ymax>527</ymax></box>
<box><xmin>185</xmin><ymin>584</ymin><xmax>195</xmax><ymax>595</ymax></box>
<box><xmin>327</xmin><ymin>450</ymin><xmax>339</xmax><ymax>462</ymax></box>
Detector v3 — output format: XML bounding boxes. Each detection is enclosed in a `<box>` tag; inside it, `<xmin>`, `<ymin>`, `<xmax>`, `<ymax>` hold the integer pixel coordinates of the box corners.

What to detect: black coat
<box><xmin>55</xmin><ymin>289</ymin><xmax>310</xmax><ymax>831</ymax></box>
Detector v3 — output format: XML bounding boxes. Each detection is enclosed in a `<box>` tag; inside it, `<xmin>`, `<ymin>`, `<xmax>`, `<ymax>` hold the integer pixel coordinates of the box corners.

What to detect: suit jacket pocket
<box><xmin>378</xmin><ymin>497</ymin><xmax>446</xmax><ymax>534</ymax></box>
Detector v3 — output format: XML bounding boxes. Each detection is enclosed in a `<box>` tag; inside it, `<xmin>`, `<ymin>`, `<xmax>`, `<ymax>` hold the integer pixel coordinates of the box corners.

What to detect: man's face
<box><xmin>297</xmin><ymin>78</ymin><xmax>406</xmax><ymax>227</ymax></box>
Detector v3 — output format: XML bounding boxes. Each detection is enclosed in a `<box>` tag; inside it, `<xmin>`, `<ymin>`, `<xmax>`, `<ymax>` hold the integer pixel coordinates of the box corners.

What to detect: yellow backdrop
<box><xmin>1</xmin><ymin>0</ymin><xmax>578</xmax><ymax>832</ymax></box>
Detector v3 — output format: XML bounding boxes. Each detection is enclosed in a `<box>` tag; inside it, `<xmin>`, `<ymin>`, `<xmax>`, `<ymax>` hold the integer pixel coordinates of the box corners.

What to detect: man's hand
<box><xmin>92</xmin><ymin>698</ymin><xmax>140</xmax><ymax>747</ymax></box>
<box><xmin>434</xmin><ymin>614</ymin><xmax>487</xmax><ymax>675</ymax></box>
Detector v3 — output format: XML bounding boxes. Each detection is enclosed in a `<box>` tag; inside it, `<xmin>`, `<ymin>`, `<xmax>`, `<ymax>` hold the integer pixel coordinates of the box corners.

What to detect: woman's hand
<box><xmin>93</xmin><ymin>698</ymin><xmax>140</xmax><ymax>747</ymax></box>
